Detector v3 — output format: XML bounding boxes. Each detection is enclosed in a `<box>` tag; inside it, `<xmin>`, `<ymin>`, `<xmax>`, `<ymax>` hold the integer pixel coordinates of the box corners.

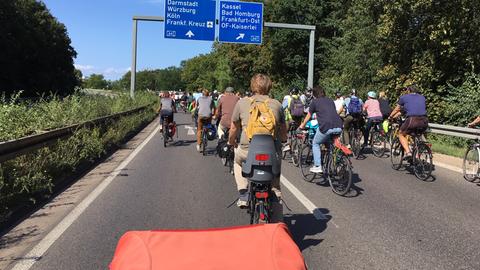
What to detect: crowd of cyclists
<box><xmin>157</xmin><ymin>74</ymin><xmax>480</xmax><ymax>223</ymax></box>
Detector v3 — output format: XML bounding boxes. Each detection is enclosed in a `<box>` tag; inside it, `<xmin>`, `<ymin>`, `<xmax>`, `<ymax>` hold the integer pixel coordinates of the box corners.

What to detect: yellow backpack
<box><xmin>245</xmin><ymin>98</ymin><xmax>276</xmax><ymax>141</ymax></box>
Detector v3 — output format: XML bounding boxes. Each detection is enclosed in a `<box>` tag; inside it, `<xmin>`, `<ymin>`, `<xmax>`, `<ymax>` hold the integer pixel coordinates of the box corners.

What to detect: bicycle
<box><xmin>282</xmin><ymin>121</ymin><xmax>300</xmax><ymax>167</ymax></box>
<box><xmin>348</xmin><ymin>116</ymin><xmax>365</xmax><ymax>158</ymax></box>
<box><xmin>299</xmin><ymin>130</ymin><xmax>353</xmax><ymax>196</ymax></box>
<box><xmin>161</xmin><ymin>115</ymin><xmax>176</xmax><ymax>148</ymax></box>
<box><xmin>200</xmin><ymin>125</ymin><xmax>208</xmax><ymax>156</ymax></box>
<box><xmin>390</xmin><ymin>129</ymin><xmax>434</xmax><ymax>180</ymax></box>
<box><xmin>217</xmin><ymin>129</ymin><xmax>234</xmax><ymax>174</ymax></box>
<box><xmin>463</xmin><ymin>138</ymin><xmax>480</xmax><ymax>182</ymax></box>
<box><xmin>368</xmin><ymin>119</ymin><xmax>388</xmax><ymax>158</ymax></box>
<box><xmin>241</xmin><ymin>135</ymin><xmax>281</xmax><ymax>224</ymax></box>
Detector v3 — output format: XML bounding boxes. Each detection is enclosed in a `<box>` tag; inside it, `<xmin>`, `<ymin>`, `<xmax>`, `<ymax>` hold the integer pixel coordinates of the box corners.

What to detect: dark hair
<box><xmin>407</xmin><ymin>84</ymin><xmax>420</xmax><ymax>94</ymax></box>
<box><xmin>312</xmin><ymin>86</ymin><xmax>325</xmax><ymax>98</ymax></box>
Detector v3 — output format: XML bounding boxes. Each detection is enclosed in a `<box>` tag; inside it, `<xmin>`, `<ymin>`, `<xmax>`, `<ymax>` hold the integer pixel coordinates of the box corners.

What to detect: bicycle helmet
<box><xmin>289</xmin><ymin>88</ymin><xmax>299</xmax><ymax>95</ymax></box>
<box><xmin>367</xmin><ymin>91</ymin><xmax>377</xmax><ymax>99</ymax></box>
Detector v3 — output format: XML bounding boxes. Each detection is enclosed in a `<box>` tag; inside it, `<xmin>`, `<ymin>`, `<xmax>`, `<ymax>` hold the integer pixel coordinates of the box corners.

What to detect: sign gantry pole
<box><xmin>131</xmin><ymin>19</ymin><xmax>138</xmax><ymax>99</ymax></box>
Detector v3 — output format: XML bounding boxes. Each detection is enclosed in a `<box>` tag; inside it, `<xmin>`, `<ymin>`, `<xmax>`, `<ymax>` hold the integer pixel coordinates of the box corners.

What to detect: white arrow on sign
<box><xmin>236</xmin><ymin>33</ymin><xmax>245</xmax><ymax>40</ymax></box>
<box><xmin>185</xmin><ymin>30</ymin><xmax>195</xmax><ymax>38</ymax></box>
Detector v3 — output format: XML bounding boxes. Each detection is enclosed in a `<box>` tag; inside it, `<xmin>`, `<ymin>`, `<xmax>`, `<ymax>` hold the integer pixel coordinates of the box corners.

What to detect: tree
<box><xmin>83</xmin><ymin>74</ymin><xmax>108</xmax><ymax>89</ymax></box>
<box><xmin>0</xmin><ymin>0</ymin><xmax>78</xmax><ymax>96</ymax></box>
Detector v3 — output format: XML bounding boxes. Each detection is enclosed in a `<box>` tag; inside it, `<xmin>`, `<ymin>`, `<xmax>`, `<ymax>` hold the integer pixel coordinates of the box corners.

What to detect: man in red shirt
<box><xmin>215</xmin><ymin>86</ymin><xmax>240</xmax><ymax>138</ymax></box>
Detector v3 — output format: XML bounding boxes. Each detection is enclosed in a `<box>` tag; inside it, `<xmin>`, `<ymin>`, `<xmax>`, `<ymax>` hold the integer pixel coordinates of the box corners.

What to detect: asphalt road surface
<box><xmin>18</xmin><ymin>113</ymin><xmax>480</xmax><ymax>270</ymax></box>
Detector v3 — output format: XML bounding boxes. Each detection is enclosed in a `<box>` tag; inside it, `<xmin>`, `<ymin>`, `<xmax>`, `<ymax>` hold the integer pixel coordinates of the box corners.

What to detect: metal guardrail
<box><xmin>429</xmin><ymin>123</ymin><xmax>480</xmax><ymax>140</ymax></box>
<box><xmin>0</xmin><ymin>104</ymin><xmax>154</xmax><ymax>163</ymax></box>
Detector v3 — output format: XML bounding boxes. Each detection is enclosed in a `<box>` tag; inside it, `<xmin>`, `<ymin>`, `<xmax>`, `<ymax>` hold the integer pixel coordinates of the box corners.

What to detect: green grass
<box><xmin>428</xmin><ymin>134</ymin><xmax>470</xmax><ymax>159</ymax></box>
<box><xmin>431</xmin><ymin>141</ymin><xmax>466</xmax><ymax>158</ymax></box>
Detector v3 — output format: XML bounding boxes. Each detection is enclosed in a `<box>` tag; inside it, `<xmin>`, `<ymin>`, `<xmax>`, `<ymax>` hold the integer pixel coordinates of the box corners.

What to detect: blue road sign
<box><xmin>218</xmin><ymin>1</ymin><xmax>263</xmax><ymax>45</ymax></box>
<box><xmin>164</xmin><ymin>0</ymin><xmax>216</xmax><ymax>41</ymax></box>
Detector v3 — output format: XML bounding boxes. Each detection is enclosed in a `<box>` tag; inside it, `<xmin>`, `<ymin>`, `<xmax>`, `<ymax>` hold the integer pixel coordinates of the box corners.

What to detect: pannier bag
<box><xmin>110</xmin><ymin>223</ymin><xmax>307</xmax><ymax>270</ymax></box>
<box><xmin>205</xmin><ymin>123</ymin><xmax>217</xmax><ymax>141</ymax></box>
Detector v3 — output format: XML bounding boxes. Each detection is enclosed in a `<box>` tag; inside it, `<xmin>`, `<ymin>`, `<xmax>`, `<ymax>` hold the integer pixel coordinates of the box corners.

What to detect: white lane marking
<box><xmin>184</xmin><ymin>125</ymin><xmax>196</xmax><ymax>136</ymax></box>
<box><xmin>11</xmin><ymin>125</ymin><xmax>161</xmax><ymax>270</ymax></box>
<box><xmin>280</xmin><ymin>175</ymin><xmax>339</xmax><ymax>228</ymax></box>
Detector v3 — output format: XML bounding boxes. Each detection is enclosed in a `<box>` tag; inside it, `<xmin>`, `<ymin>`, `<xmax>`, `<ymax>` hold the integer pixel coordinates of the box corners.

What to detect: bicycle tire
<box><xmin>463</xmin><ymin>144</ymin><xmax>480</xmax><ymax>182</ymax></box>
<box><xmin>413</xmin><ymin>142</ymin><xmax>433</xmax><ymax>180</ymax></box>
<box><xmin>351</xmin><ymin>129</ymin><xmax>363</xmax><ymax>157</ymax></box>
<box><xmin>328</xmin><ymin>154</ymin><xmax>352</xmax><ymax>196</ymax></box>
<box><xmin>163</xmin><ymin>123</ymin><xmax>168</xmax><ymax>148</ymax></box>
<box><xmin>300</xmin><ymin>144</ymin><xmax>316</xmax><ymax>182</ymax></box>
<box><xmin>202</xmin><ymin>133</ymin><xmax>207</xmax><ymax>156</ymax></box>
<box><xmin>390</xmin><ymin>137</ymin><xmax>404</xmax><ymax>170</ymax></box>
<box><xmin>253</xmin><ymin>201</ymin><xmax>269</xmax><ymax>224</ymax></box>
<box><xmin>291</xmin><ymin>138</ymin><xmax>300</xmax><ymax>167</ymax></box>
<box><xmin>371</xmin><ymin>131</ymin><xmax>386</xmax><ymax>158</ymax></box>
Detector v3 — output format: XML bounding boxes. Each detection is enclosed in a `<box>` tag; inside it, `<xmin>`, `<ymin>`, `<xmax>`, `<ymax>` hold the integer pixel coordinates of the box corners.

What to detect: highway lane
<box><xmin>17</xmin><ymin>113</ymin><xmax>479</xmax><ymax>270</ymax></box>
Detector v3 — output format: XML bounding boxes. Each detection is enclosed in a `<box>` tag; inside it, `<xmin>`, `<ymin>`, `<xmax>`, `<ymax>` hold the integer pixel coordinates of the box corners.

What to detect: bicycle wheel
<box><xmin>291</xmin><ymin>138</ymin><xmax>300</xmax><ymax>167</ymax></box>
<box><xmin>282</xmin><ymin>133</ymin><xmax>292</xmax><ymax>160</ymax></box>
<box><xmin>413</xmin><ymin>142</ymin><xmax>433</xmax><ymax>180</ymax></box>
<box><xmin>351</xmin><ymin>129</ymin><xmax>363</xmax><ymax>157</ymax></box>
<box><xmin>252</xmin><ymin>201</ymin><xmax>269</xmax><ymax>224</ymax></box>
<box><xmin>463</xmin><ymin>145</ymin><xmax>480</xmax><ymax>182</ymax></box>
<box><xmin>202</xmin><ymin>132</ymin><xmax>207</xmax><ymax>156</ymax></box>
<box><xmin>328</xmin><ymin>153</ymin><xmax>352</xmax><ymax>196</ymax></box>
<box><xmin>390</xmin><ymin>137</ymin><xmax>404</xmax><ymax>170</ymax></box>
<box><xmin>371</xmin><ymin>131</ymin><xmax>386</xmax><ymax>158</ymax></box>
<box><xmin>163</xmin><ymin>123</ymin><xmax>168</xmax><ymax>148</ymax></box>
<box><xmin>300</xmin><ymin>144</ymin><xmax>316</xmax><ymax>182</ymax></box>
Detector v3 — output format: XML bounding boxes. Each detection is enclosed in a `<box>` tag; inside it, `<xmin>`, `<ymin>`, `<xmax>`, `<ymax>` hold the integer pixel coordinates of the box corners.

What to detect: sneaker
<box><xmin>237</xmin><ymin>192</ymin><xmax>249</xmax><ymax>208</ymax></box>
<box><xmin>403</xmin><ymin>152</ymin><xmax>412</xmax><ymax>161</ymax></box>
<box><xmin>282</xmin><ymin>145</ymin><xmax>291</xmax><ymax>152</ymax></box>
<box><xmin>196</xmin><ymin>144</ymin><xmax>201</xmax><ymax>152</ymax></box>
<box><xmin>309</xmin><ymin>166</ymin><xmax>323</xmax><ymax>174</ymax></box>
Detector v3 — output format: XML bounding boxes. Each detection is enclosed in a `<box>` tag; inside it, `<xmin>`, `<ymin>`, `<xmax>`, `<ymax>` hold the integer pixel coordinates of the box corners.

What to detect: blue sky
<box><xmin>42</xmin><ymin>0</ymin><xmax>214</xmax><ymax>80</ymax></box>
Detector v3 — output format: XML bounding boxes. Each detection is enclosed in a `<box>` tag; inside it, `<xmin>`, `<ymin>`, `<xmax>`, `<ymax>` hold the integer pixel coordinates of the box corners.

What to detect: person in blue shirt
<box><xmin>389</xmin><ymin>85</ymin><xmax>428</xmax><ymax>159</ymax></box>
<box><xmin>342</xmin><ymin>89</ymin><xmax>365</xmax><ymax>148</ymax></box>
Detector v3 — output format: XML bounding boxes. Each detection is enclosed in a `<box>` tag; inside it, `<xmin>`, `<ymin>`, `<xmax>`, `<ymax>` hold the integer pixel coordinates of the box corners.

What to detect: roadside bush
<box><xmin>0</xmin><ymin>92</ymin><xmax>156</xmax><ymax>221</ymax></box>
<box><xmin>0</xmin><ymin>91</ymin><xmax>156</xmax><ymax>141</ymax></box>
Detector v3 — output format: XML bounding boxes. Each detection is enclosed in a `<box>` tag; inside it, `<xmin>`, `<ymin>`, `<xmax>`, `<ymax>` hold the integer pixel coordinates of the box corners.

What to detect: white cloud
<box><xmin>74</xmin><ymin>64</ymin><xmax>95</xmax><ymax>72</ymax></box>
<box><xmin>104</xmin><ymin>67</ymin><xmax>130</xmax><ymax>75</ymax></box>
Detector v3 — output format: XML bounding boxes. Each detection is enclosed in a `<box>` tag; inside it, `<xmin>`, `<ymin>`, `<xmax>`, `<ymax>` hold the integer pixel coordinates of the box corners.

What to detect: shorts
<box><xmin>160</xmin><ymin>110</ymin><xmax>174</xmax><ymax>125</ymax></box>
<box><xmin>400</xmin><ymin>116</ymin><xmax>428</xmax><ymax>135</ymax></box>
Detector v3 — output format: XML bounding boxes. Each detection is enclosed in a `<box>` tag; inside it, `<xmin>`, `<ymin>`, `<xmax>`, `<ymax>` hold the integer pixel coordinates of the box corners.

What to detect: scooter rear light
<box><xmin>255</xmin><ymin>192</ymin><xmax>269</xmax><ymax>199</ymax></box>
<box><xmin>255</xmin><ymin>154</ymin><xmax>269</xmax><ymax>161</ymax></box>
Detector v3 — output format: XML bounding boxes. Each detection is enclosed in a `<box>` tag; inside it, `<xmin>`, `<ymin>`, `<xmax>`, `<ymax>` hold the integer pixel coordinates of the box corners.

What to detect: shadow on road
<box><xmin>344</xmin><ymin>172</ymin><xmax>364</xmax><ymax>198</ymax></box>
<box><xmin>171</xmin><ymin>140</ymin><xmax>197</xmax><ymax>147</ymax></box>
<box><xmin>284</xmin><ymin>209</ymin><xmax>331</xmax><ymax>251</ymax></box>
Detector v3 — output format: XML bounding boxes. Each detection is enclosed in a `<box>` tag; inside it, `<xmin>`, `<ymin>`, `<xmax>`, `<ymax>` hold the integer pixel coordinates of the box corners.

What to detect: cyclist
<box><xmin>468</xmin><ymin>116</ymin><xmax>480</xmax><ymax>128</ymax></box>
<box><xmin>389</xmin><ymin>85</ymin><xmax>428</xmax><ymax>159</ymax></box>
<box><xmin>334</xmin><ymin>92</ymin><xmax>345</xmax><ymax>117</ymax></box>
<box><xmin>228</xmin><ymin>74</ymin><xmax>287</xmax><ymax>222</ymax></box>
<box><xmin>342</xmin><ymin>89</ymin><xmax>364</xmax><ymax>148</ymax></box>
<box><xmin>299</xmin><ymin>86</ymin><xmax>343</xmax><ymax>173</ymax></box>
<box><xmin>282</xmin><ymin>88</ymin><xmax>304</xmax><ymax>152</ymax></box>
<box><xmin>363</xmin><ymin>91</ymin><xmax>383</xmax><ymax>147</ymax></box>
<box><xmin>378</xmin><ymin>91</ymin><xmax>392</xmax><ymax>119</ymax></box>
<box><xmin>157</xmin><ymin>91</ymin><xmax>176</xmax><ymax>134</ymax></box>
<box><xmin>196</xmin><ymin>89</ymin><xmax>216</xmax><ymax>152</ymax></box>
<box><xmin>215</xmin><ymin>86</ymin><xmax>240</xmax><ymax>138</ymax></box>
